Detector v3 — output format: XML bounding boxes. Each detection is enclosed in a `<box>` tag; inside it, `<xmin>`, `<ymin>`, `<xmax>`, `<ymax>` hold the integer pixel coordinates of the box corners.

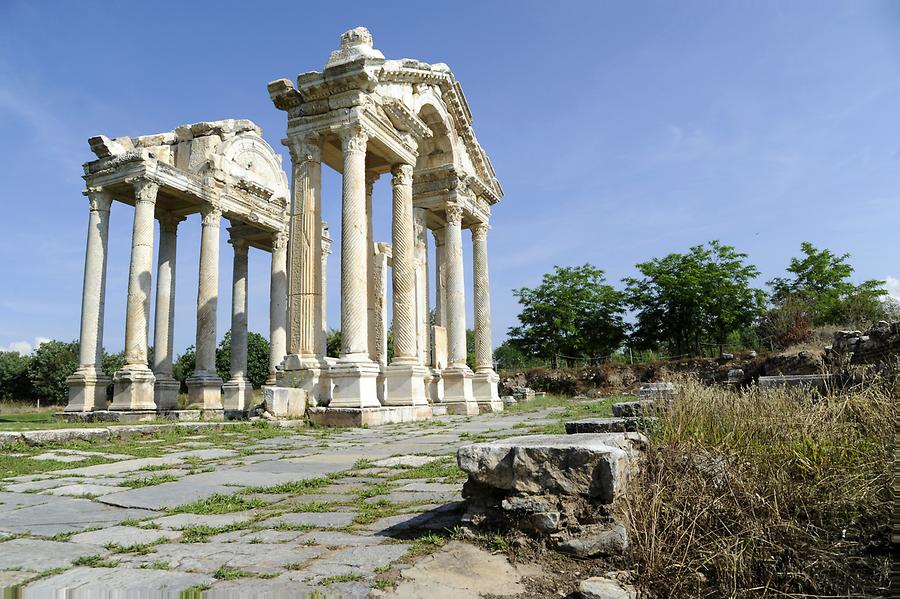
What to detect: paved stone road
<box><xmin>0</xmin><ymin>407</ymin><xmax>562</xmax><ymax>597</ymax></box>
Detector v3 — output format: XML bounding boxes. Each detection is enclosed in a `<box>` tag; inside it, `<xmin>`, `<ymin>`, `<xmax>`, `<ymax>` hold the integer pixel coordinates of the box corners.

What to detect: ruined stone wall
<box><xmin>828</xmin><ymin>321</ymin><xmax>900</xmax><ymax>365</ymax></box>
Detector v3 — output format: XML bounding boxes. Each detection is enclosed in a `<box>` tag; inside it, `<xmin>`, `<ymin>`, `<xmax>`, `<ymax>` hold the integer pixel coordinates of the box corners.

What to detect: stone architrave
<box><xmin>223</xmin><ymin>233</ymin><xmax>253</xmax><ymax>410</ymax></box>
<box><xmin>471</xmin><ymin>222</ymin><xmax>502</xmax><ymax>411</ymax></box>
<box><xmin>440</xmin><ymin>204</ymin><xmax>477</xmax><ymax>414</ymax></box>
<box><xmin>66</xmin><ymin>188</ymin><xmax>113</xmax><ymax>412</ymax></box>
<box><xmin>385</xmin><ymin>164</ymin><xmax>428</xmax><ymax>407</ymax></box>
<box><xmin>152</xmin><ymin>213</ymin><xmax>184</xmax><ymax>410</ymax></box>
<box><xmin>267</xmin><ymin>229</ymin><xmax>288</xmax><ymax>385</ymax></box>
<box><xmin>111</xmin><ymin>178</ymin><xmax>159</xmax><ymax>411</ymax></box>
<box><xmin>186</xmin><ymin>205</ymin><xmax>224</xmax><ymax>411</ymax></box>
<box><xmin>329</xmin><ymin>125</ymin><xmax>380</xmax><ymax>409</ymax></box>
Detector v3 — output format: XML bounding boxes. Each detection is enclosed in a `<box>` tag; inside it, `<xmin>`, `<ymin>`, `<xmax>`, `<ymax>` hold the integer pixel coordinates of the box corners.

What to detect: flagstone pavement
<box><xmin>0</xmin><ymin>406</ymin><xmax>563</xmax><ymax>598</ymax></box>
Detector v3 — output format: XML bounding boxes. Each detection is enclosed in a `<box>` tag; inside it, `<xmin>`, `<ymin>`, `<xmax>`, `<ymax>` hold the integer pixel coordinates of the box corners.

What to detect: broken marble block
<box><xmin>611</xmin><ymin>400</ymin><xmax>657</xmax><ymax>418</ymax></box>
<box><xmin>638</xmin><ymin>382</ymin><xmax>676</xmax><ymax>400</ymax></box>
<box><xmin>457</xmin><ymin>433</ymin><xmax>645</xmax><ymax>556</ymax></box>
<box><xmin>263</xmin><ymin>386</ymin><xmax>307</xmax><ymax>418</ymax></box>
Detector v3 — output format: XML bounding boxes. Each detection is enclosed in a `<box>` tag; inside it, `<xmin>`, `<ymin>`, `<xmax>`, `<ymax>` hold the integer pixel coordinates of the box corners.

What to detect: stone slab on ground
<box><xmin>0</xmin><ymin>496</ymin><xmax>157</xmax><ymax>536</ymax></box>
<box><xmin>297</xmin><ymin>530</ymin><xmax>386</xmax><ymax>547</ymax></box>
<box><xmin>45</xmin><ymin>483</ymin><xmax>125</xmax><ymax>497</ymax></box>
<box><xmin>304</xmin><ymin>543</ymin><xmax>409</xmax><ymax>579</ymax></box>
<box><xmin>0</xmin><ymin>539</ymin><xmax>104</xmax><ymax>572</ymax></box>
<box><xmin>611</xmin><ymin>400</ymin><xmax>656</xmax><ymax>417</ymax></box>
<box><xmin>260</xmin><ymin>511</ymin><xmax>356</xmax><ymax>529</ymax></box>
<box><xmin>68</xmin><ymin>525</ymin><xmax>180</xmax><ymax>546</ymax></box>
<box><xmin>24</xmin><ymin>567</ymin><xmax>216</xmax><ymax>595</ymax></box>
<box><xmin>373</xmin><ymin>455</ymin><xmax>439</xmax><ymax>468</ymax></box>
<box><xmin>149</xmin><ymin>512</ymin><xmax>258</xmax><ymax>530</ymax></box>
<box><xmin>388</xmin><ymin>541</ymin><xmax>541</xmax><ymax>599</ymax></box>
<box><xmin>580</xmin><ymin>576</ymin><xmax>637</xmax><ymax>599</ymax></box>
<box><xmin>120</xmin><ymin>542</ymin><xmax>322</xmax><ymax>573</ymax></box>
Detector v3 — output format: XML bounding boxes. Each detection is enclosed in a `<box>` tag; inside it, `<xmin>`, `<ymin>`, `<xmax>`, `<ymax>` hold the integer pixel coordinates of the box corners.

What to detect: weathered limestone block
<box><xmin>458</xmin><ymin>434</ymin><xmax>643</xmax><ymax>502</ymax></box>
<box><xmin>758</xmin><ymin>374</ymin><xmax>834</xmax><ymax>392</ymax></box>
<box><xmin>637</xmin><ymin>382</ymin><xmax>676</xmax><ymax>400</ymax></box>
<box><xmin>579</xmin><ymin>575</ymin><xmax>637</xmax><ymax>599</ymax></box>
<box><xmin>264</xmin><ymin>386</ymin><xmax>307</xmax><ymax>418</ymax></box>
<box><xmin>565</xmin><ymin>417</ymin><xmax>657</xmax><ymax>434</ymax></box>
<box><xmin>611</xmin><ymin>400</ymin><xmax>656</xmax><ymax>418</ymax></box>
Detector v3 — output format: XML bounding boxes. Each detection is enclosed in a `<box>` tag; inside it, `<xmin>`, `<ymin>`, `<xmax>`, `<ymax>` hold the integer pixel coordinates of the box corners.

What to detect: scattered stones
<box><xmin>637</xmin><ymin>382</ymin><xmax>676</xmax><ymax>400</ymax></box>
<box><xmin>611</xmin><ymin>400</ymin><xmax>656</xmax><ymax>418</ymax></box>
<box><xmin>579</xmin><ymin>575</ymin><xmax>637</xmax><ymax>599</ymax></box>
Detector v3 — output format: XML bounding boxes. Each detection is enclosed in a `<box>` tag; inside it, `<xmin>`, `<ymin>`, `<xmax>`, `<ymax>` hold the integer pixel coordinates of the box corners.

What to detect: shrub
<box><xmin>0</xmin><ymin>351</ymin><xmax>33</xmax><ymax>401</ymax></box>
<box><xmin>27</xmin><ymin>340</ymin><xmax>79</xmax><ymax>403</ymax></box>
<box><xmin>625</xmin><ymin>377</ymin><xmax>892</xmax><ymax>598</ymax></box>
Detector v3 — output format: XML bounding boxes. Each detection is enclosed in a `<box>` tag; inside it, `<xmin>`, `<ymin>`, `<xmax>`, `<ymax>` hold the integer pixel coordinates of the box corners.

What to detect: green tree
<box><xmin>27</xmin><ymin>340</ymin><xmax>79</xmax><ymax>403</ymax></box>
<box><xmin>326</xmin><ymin>329</ymin><xmax>341</xmax><ymax>359</ymax></box>
<box><xmin>0</xmin><ymin>351</ymin><xmax>33</xmax><ymax>401</ymax></box>
<box><xmin>624</xmin><ymin>241</ymin><xmax>764</xmax><ymax>355</ymax></box>
<box><xmin>508</xmin><ymin>264</ymin><xmax>627</xmax><ymax>367</ymax></box>
<box><xmin>101</xmin><ymin>350</ymin><xmax>125</xmax><ymax>378</ymax></box>
<box><xmin>173</xmin><ymin>346</ymin><xmax>195</xmax><ymax>393</ymax></box>
<box><xmin>215</xmin><ymin>330</ymin><xmax>271</xmax><ymax>388</ymax></box>
<box><xmin>768</xmin><ymin>242</ymin><xmax>888</xmax><ymax>327</ymax></box>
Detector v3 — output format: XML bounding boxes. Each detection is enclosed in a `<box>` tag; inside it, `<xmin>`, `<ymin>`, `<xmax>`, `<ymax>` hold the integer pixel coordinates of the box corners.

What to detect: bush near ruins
<box><xmin>625</xmin><ymin>377</ymin><xmax>892</xmax><ymax>598</ymax></box>
<box><xmin>25</xmin><ymin>340</ymin><xmax>79</xmax><ymax>403</ymax></box>
<box><xmin>0</xmin><ymin>350</ymin><xmax>32</xmax><ymax>401</ymax></box>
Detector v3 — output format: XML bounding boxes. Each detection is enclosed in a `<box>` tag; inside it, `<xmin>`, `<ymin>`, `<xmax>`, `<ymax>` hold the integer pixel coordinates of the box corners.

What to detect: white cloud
<box><xmin>885</xmin><ymin>276</ymin><xmax>900</xmax><ymax>302</ymax></box>
<box><xmin>0</xmin><ymin>337</ymin><xmax>52</xmax><ymax>354</ymax></box>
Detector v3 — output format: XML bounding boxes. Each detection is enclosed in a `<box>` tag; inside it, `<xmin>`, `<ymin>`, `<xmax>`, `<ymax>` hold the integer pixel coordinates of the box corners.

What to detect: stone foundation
<box><xmin>55</xmin><ymin>410</ymin><xmax>204</xmax><ymax>423</ymax></box>
<box><xmin>307</xmin><ymin>405</ymin><xmax>432</xmax><ymax>427</ymax></box>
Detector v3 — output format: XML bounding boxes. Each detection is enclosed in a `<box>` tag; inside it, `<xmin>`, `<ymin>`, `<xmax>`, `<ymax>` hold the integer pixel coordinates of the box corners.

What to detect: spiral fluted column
<box><xmin>268</xmin><ymin>230</ymin><xmax>288</xmax><ymax>384</ymax></box>
<box><xmin>471</xmin><ymin>223</ymin><xmax>494</xmax><ymax>372</ymax></box>
<box><xmin>390</xmin><ymin>164</ymin><xmax>418</xmax><ymax>365</ymax></box>
<box><xmin>338</xmin><ymin>126</ymin><xmax>370</xmax><ymax>362</ymax></box>
<box><xmin>152</xmin><ymin>213</ymin><xmax>183</xmax><ymax>410</ymax></box>
<box><xmin>224</xmin><ymin>233</ymin><xmax>252</xmax><ymax>410</ymax></box>
<box><xmin>444</xmin><ymin>205</ymin><xmax>468</xmax><ymax>369</ymax></box>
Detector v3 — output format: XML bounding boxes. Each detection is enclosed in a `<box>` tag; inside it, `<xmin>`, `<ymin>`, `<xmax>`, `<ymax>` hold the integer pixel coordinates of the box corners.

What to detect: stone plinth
<box><xmin>384</xmin><ymin>364</ymin><xmax>428</xmax><ymax>406</ymax></box>
<box><xmin>65</xmin><ymin>368</ymin><xmax>110</xmax><ymax>412</ymax></box>
<box><xmin>153</xmin><ymin>375</ymin><xmax>180</xmax><ymax>411</ymax></box>
<box><xmin>110</xmin><ymin>366</ymin><xmax>156</xmax><ymax>411</ymax></box>
<box><xmin>307</xmin><ymin>405</ymin><xmax>432</xmax><ymax>428</ymax></box>
<box><xmin>327</xmin><ymin>361</ymin><xmax>381</xmax><ymax>408</ymax></box>
<box><xmin>441</xmin><ymin>366</ymin><xmax>478</xmax><ymax>415</ymax></box>
<box><xmin>186</xmin><ymin>372</ymin><xmax>223</xmax><ymax>410</ymax></box>
<box><xmin>222</xmin><ymin>379</ymin><xmax>253</xmax><ymax>411</ymax></box>
<box><xmin>472</xmin><ymin>371</ymin><xmax>502</xmax><ymax>413</ymax></box>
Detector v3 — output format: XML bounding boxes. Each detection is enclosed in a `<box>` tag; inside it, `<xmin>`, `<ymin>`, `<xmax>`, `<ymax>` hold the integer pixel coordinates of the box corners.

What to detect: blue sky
<box><xmin>0</xmin><ymin>1</ymin><xmax>898</xmax><ymax>356</ymax></box>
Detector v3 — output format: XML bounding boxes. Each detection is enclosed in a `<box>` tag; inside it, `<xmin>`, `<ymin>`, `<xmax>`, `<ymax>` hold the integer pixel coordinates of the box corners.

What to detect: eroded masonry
<box><xmin>65</xmin><ymin>28</ymin><xmax>503</xmax><ymax>426</ymax></box>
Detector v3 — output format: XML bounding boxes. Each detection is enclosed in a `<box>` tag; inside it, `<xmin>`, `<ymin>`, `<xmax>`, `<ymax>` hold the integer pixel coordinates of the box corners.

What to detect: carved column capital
<box><xmin>272</xmin><ymin>229</ymin><xmax>288</xmax><ymax>251</ymax></box>
<box><xmin>287</xmin><ymin>134</ymin><xmax>322</xmax><ymax>164</ymax></box>
<box><xmin>445</xmin><ymin>204</ymin><xmax>464</xmax><ymax>227</ymax></box>
<box><xmin>229</xmin><ymin>235</ymin><xmax>250</xmax><ymax>254</ymax></box>
<box><xmin>132</xmin><ymin>177</ymin><xmax>159</xmax><ymax>205</ymax></box>
<box><xmin>339</xmin><ymin>125</ymin><xmax>368</xmax><ymax>155</ymax></box>
<box><xmin>157</xmin><ymin>212</ymin><xmax>185</xmax><ymax>233</ymax></box>
<box><xmin>470</xmin><ymin>222</ymin><xmax>490</xmax><ymax>241</ymax></box>
<box><xmin>84</xmin><ymin>187</ymin><xmax>113</xmax><ymax>212</ymax></box>
<box><xmin>200</xmin><ymin>204</ymin><xmax>222</xmax><ymax>227</ymax></box>
<box><xmin>391</xmin><ymin>163</ymin><xmax>414</xmax><ymax>187</ymax></box>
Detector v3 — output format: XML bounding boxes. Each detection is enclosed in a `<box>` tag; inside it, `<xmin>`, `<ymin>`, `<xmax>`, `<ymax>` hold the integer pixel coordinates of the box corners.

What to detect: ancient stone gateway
<box><xmin>65</xmin><ymin>120</ymin><xmax>292</xmax><ymax>418</ymax></box>
<box><xmin>64</xmin><ymin>27</ymin><xmax>503</xmax><ymax>426</ymax></box>
<box><xmin>268</xmin><ymin>27</ymin><xmax>504</xmax><ymax>425</ymax></box>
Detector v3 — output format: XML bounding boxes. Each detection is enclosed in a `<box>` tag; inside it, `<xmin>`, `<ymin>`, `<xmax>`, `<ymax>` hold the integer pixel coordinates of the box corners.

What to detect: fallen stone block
<box><xmin>264</xmin><ymin>385</ymin><xmax>307</xmax><ymax>418</ymax></box>
<box><xmin>758</xmin><ymin>374</ymin><xmax>834</xmax><ymax>393</ymax></box>
<box><xmin>611</xmin><ymin>400</ymin><xmax>656</xmax><ymax>417</ymax></box>
<box><xmin>565</xmin><ymin>417</ymin><xmax>657</xmax><ymax>434</ymax></box>
<box><xmin>579</xmin><ymin>575</ymin><xmax>637</xmax><ymax>599</ymax></box>
<box><xmin>638</xmin><ymin>382</ymin><xmax>676</xmax><ymax>400</ymax></box>
<box><xmin>554</xmin><ymin>522</ymin><xmax>627</xmax><ymax>558</ymax></box>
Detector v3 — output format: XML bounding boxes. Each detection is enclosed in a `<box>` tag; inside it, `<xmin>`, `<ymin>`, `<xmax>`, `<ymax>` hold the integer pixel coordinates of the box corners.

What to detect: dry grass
<box><xmin>624</xmin><ymin>376</ymin><xmax>893</xmax><ymax>598</ymax></box>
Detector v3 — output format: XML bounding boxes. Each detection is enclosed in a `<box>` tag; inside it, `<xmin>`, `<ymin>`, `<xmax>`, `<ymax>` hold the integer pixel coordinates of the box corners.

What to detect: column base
<box><xmin>281</xmin><ymin>354</ymin><xmax>326</xmax><ymax>406</ymax></box>
<box><xmin>65</xmin><ymin>367</ymin><xmax>110</xmax><ymax>412</ymax></box>
<box><xmin>384</xmin><ymin>363</ymin><xmax>428</xmax><ymax>406</ymax></box>
<box><xmin>153</xmin><ymin>374</ymin><xmax>180</xmax><ymax>411</ymax></box>
<box><xmin>186</xmin><ymin>371</ymin><xmax>223</xmax><ymax>410</ymax></box>
<box><xmin>307</xmin><ymin>405</ymin><xmax>432</xmax><ymax>428</ymax></box>
<box><xmin>427</xmin><ymin>369</ymin><xmax>444</xmax><ymax>404</ymax></box>
<box><xmin>110</xmin><ymin>365</ymin><xmax>156</xmax><ymax>411</ymax></box>
<box><xmin>441</xmin><ymin>366</ymin><xmax>478</xmax><ymax>415</ymax></box>
<box><xmin>328</xmin><ymin>360</ymin><xmax>381</xmax><ymax>409</ymax></box>
<box><xmin>473</xmin><ymin>370</ymin><xmax>503</xmax><ymax>413</ymax></box>
<box><xmin>223</xmin><ymin>377</ymin><xmax>254</xmax><ymax>411</ymax></box>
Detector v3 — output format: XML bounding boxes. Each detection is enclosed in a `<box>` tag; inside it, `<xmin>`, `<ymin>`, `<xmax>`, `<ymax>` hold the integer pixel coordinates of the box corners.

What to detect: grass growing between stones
<box><xmin>318</xmin><ymin>573</ymin><xmax>366</xmax><ymax>585</ymax></box>
<box><xmin>213</xmin><ymin>565</ymin><xmax>279</xmax><ymax>580</ymax></box>
<box><xmin>71</xmin><ymin>555</ymin><xmax>119</xmax><ymax>568</ymax></box>
<box><xmin>241</xmin><ymin>477</ymin><xmax>331</xmax><ymax>496</ymax></box>
<box><xmin>120</xmin><ymin>473</ymin><xmax>179</xmax><ymax>488</ymax></box>
<box><xmin>169</xmin><ymin>492</ymin><xmax>267</xmax><ymax>514</ymax></box>
<box><xmin>625</xmin><ymin>376</ymin><xmax>893</xmax><ymax>598</ymax></box>
<box><xmin>386</xmin><ymin>457</ymin><xmax>466</xmax><ymax>483</ymax></box>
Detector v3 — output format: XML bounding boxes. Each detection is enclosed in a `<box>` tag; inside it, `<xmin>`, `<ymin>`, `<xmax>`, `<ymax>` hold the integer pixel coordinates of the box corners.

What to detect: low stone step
<box><xmin>565</xmin><ymin>417</ymin><xmax>657</xmax><ymax>434</ymax></box>
<box><xmin>611</xmin><ymin>400</ymin><xmax>656</xmax><ymax>417</ymax></box>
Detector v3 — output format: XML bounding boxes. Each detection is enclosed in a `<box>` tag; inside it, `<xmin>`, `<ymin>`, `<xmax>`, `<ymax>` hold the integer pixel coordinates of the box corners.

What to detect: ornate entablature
<box><xmin>82</xmin><ymin>120</ymin><xmax>289</xmax><ymax>245</ymax></box>
<box><xmin>268</xmin><ymin>27</ymin><xmax>503</xmax><ymax>226</ymax></box>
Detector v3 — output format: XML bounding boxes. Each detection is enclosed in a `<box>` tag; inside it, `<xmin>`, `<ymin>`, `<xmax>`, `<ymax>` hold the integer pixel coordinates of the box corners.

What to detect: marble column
<box><xmin>285</xmin><ymin>135</ymin><xmax>323</xmax><ymax>360</ymax></box>
<box><xmin>365</xmin><ymin>173</ymin><xmax>378</xmax><ymax>362</ymax></box>
<box><xmin>471</xmin><ymin>222</ymin><xmax>501</xmax><ymax>410</ymax></box>
<box><xmin>224</xmin><ymin>233</ymin><xmax>252</xmax><ymax>410</ymax></box>
<box><xmin>330</xmin><ymin>125</ymin><xmax>380</xmax><ymax>408</ymax></box>
<box><xmin>432</xmin><ymin>229</ymin><xmax>447</xmax><ymax>328</ymax></box>
<box><xmin>373</xmin><ymin>246</ymin><xmax>390</xmax><ymax>404</ymax></box>
<box><xmin>267</xmin><ymin>229</ymin><xmax>288</xmax><ymax>385</ymax></box>
<box><xmin>414</xmin><ymin>208</ymin><xmax>431</xmax><ymax>367</ymax></box>
<box><xmin>66</xmin><ymin>188</ymin><xmax>113</xmax><ymax>412</ymax></box>
<box><xmin>152</xmin><ymin>213</ymin><xmax>183</xmax><ymax>410</ymax></box>
<box><xmin>186</xmin><ymin>205</ymin><xmax>224</xmax><ymax>411</ymax></box>
<box><xmin>111</xmin><ymin>178</ymin><xmax>159</xmax><ymax>411</ymax></box>
<box><xmin>384</xmin><ymin>163</ymin><xmax>428</xmax><ymax>407</ymax></box>
<box><xmin>441</xmin><ymin>204</ymin><xmax>477</xmax><ymax>413</ymax></box>
<box><xmin>320</xmin><ymin>222</ymin><xmax>332</xmax><ymax>356</ymax></box>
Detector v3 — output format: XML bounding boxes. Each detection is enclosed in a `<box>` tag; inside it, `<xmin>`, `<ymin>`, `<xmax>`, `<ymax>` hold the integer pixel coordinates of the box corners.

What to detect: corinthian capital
<box><xmin>200</xmin><ymin>204</ymin><xmax>222</xmax><ymax>227</ymax></box>
<box><xmin>339</xmin><ymin>125</ymin><xmax>368</xmax><ymax>154</ymax></box>
<box><xmin>287</xmin><ymin>134</ymin><xmax>321</xmax><ymax>164</ymax></box>
<box><xmin>132</xmin><ymin>177</ymin><xmax>159</xmax><ymax>204</ymax></box>
<box><xmin>157</xmin><ymin>212</ymin><xmax>185</xmax><ymax>233</ymax></box>
<box><xmin>391</xmin><ymin>163</ymin><xmax>413</xmax><ymax>188</ymax></box>
<box><xmin>445</xmin><ymin>204</ymin><xmax>464</xmax><ymax>227</ymax></box>
<box><xmin>470</xmin><ymin>222</ymin><xmax>490</xmax><ymax>241</ymax></box>
<box><xmin>84</xmin><ymin>187</ymin><xmax>113</xmax><ymax>212</ymax></box>
<box><xmin>272</xmin><ymin>229</ymin><xmax>288</xmax><ymax>251</ymax></box>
